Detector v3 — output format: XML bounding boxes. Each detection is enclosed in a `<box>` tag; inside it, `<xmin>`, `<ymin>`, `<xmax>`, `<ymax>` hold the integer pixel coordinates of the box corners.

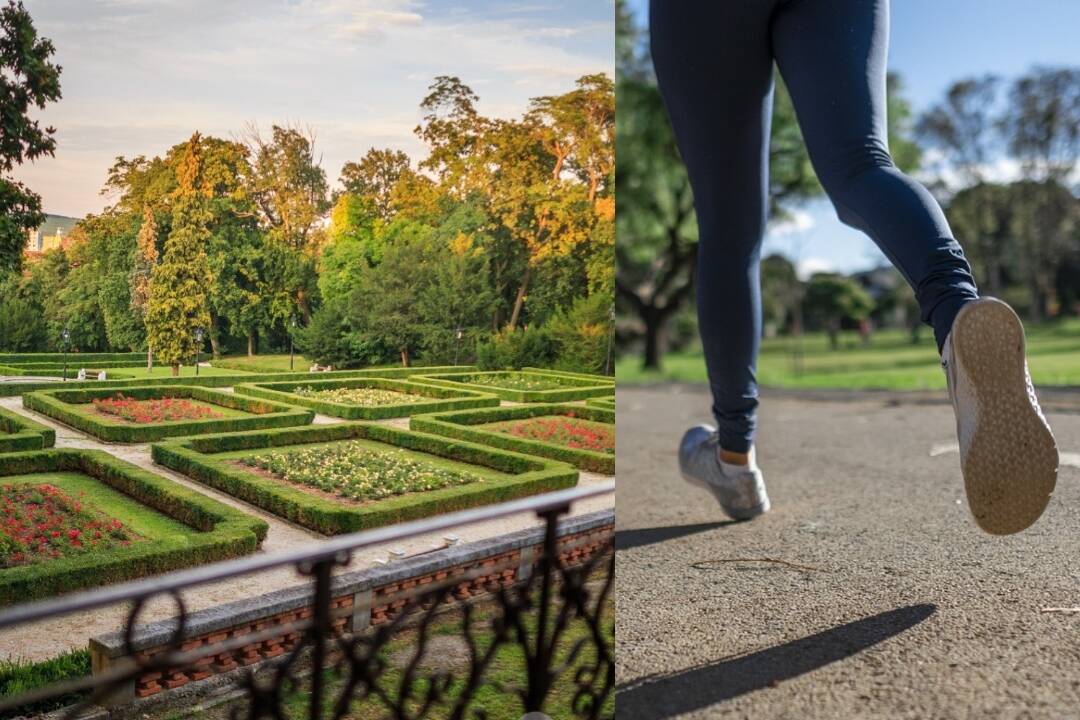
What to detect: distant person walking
<box><xmin>651</xmin><ymin>0</ymin><xmax>1058</xmax><ymax>534</ymax></box>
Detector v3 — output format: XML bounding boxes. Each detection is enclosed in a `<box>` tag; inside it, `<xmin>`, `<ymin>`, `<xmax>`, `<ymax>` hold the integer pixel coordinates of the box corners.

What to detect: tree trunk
<box><xmin>209</xmin><ymin>333</ymin><xmax>220</xmax><ymax>360</ymax></box>
<box><xmin>507</xmin><ymin>265</ymin><xmax>533</xmax><ymax>330</ymax></box>
<box><xmin>1029</xmin><ymin>278</ymin><xmax>1043</xmax><ymax>323</ymax></box>
<box><xmin>248</xmin><ymin>330</ymin><xmax>257</xmax><ymax>357</ymax></box>
<box><xmin>827</xmin><ymin>319</ymin><xmax>840</xmax><ymax>350</ymax></box>
<box><xmin>642</xmin><ymin>309</ymin><xmax>666</xmax><ymax>370</ymax></box>
<box><xmin>147</xmin><ymin>346</ymin><xmax>153</xmax><ymax>372</ymax></box>
<box><xmin>171</xmin><ymin>364</ymin><xmax>179</xmax><ymax>377</ymax></box>
<box><xmin>400</xmin><ymin>348</ymin><xmax>410</xmax><ymax>367</ymax></box>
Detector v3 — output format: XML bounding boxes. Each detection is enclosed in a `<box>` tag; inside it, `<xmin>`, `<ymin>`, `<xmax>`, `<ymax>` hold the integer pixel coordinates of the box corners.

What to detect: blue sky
<box><xmin>626</xmin><ymin>0</ymin><xmax>1080</xmax><ymax>277</ymax></box>
<box><xmin>14</xmin><ymin>0</ymin><xmax>614</xmax><ymax>218</ymax></box>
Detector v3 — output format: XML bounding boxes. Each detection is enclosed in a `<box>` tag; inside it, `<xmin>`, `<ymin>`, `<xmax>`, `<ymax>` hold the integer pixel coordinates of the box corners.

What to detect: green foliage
<box><xmin>0</xmin><ymin>273</ymin><xmax>46</xmax><ymax>351</ymax></box>
<box><xmin>0</xmin><ymin>0</ymin><xmax>62</xmax><ymax>273</ymax></box>
<box><xmin>0</xmin><ymin>649</ymin><xmax>91</xmax><ymax>718</ymax></box>
<box><xmin>152</xmin><ymin>423</ymin><xmax>578</xmax><ymax>535</ymax></box>
<box><xmin>0</xmin><ymin>449</ymin><xmax>266</xmax><ymax>605</ymax></box>
<box><xmin>476</xmin><ymin>327</ymin><xmax>556</xmax><ymax>371</ymax></box>
<box><xmin>23</xmin><ymin>385</ymin><xmax>314</xmax><ymax>442</ymax></box>
<box><xmin>0</xmin><ymin>405</ymin><xmax>55</xmax><ymax>452</ymax></box>
<box><xmin>145</xmin><ymin>134</ymin><xmax>213</xmax><ymax>371</ymax></box>
<box><xmin>233</xmin><ymin>377</ymin><xmax>499</xmax><ymax>420</ymax></box>
<box><xmin>543</xmin><ymin>293</ymin><xmax>614</xmax><ymax>374</ymax></box>
<box><xmin>411</xmin><ymin>404</ymin><xmax>615</xmax><ymax>474</ymax></box>
<box><xmin>413</xmin><ymin>370</ymin><xmax>613</xmax><ymax>403</ymax></box>
<box><xmin>803</xmin><ymin>273</ymin><xmax>875</xmax><ymax>349</ymax></box>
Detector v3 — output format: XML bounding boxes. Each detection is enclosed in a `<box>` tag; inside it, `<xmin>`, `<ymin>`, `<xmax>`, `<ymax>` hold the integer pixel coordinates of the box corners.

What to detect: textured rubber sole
<box><xmin>951</xmin><ymin>298</ymin><xmax>1058</xmax><ymax>535</ymax></box>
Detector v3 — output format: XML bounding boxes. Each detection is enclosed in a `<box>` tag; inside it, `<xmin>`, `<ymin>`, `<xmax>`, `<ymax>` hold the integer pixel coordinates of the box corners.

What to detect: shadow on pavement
<box><xmin>615</xmin><ymin>603</ymin><xmax>936</xmax><ymax>718</ymax></box>
<box><xmin>615</xmin><ymin>521</ymin><xmax>742</xmax><ymax>551</ymax></box>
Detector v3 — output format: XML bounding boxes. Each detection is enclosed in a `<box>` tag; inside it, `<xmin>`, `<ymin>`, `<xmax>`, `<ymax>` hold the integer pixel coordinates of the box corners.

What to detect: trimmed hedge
<box><xmin>586</xmin><ymin>396</ymin><xmax>615</xmax><ymax>411</ymax></box>
<box><xmin>0</xmin><ymin>365</ymin><xmax>476</xmax><ymax>398</ymax></box>
<box><xmin>0</xmin><ymin>449</ymin><xmax>267</xmax><ymax>605</ymax></box>
<box><xmin>412</xmin><ymin>370</ymin><xmax>615</xmax><ymax>403</ymax></box>
<box><xmin>411</xmin><ymin>404</ymin><xmax>615</xmax><ymax>474</ymax></box>
<box><xmin>522</xmin><ymin>367</ymin><xmax>615</xmax><ymax>384</ymax></box>
<box><xmin>23</xmin><ymin>385</ymin><xmax>314</xmax><ymax>443</ymax></box>
<box><xmin>233</xmin><ymin>377</ymin><xmax>499</xmax><ymax>419</ymax></box>
<box><xmin>0</xmin><ymin>407</ymin><xmax>55</xmax><ymax>453</ymax></box>
<box><xmin>152</xmin><ymin>423</ymin><xmax>579</xmax><ymax>535</ymax></box>
<box><xmin>0</xmin><ymin>352</ymin><xmax>146</xmax><ymax>364</ymax></box>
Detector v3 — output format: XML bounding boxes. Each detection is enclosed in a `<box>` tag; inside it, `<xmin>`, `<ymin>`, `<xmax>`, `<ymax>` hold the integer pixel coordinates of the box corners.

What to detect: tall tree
<box><xmin>339</xmin><ymin>148</ymin><xmax>410</xmax><ymax>221</ymax></box>
<box><xmin>0</xmin><ymin>0</ymin><xmax>61</xmax><ymax>272</ymax></box>
<box><xmin>144</xmin><ymin>134</ymin><xmax>213</xmax><ymax>375</ymax></box>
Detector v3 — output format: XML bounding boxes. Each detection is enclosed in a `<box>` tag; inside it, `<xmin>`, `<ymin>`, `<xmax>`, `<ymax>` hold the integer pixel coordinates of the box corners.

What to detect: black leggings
<box><xmin>650</xmin><ymin>0</ymin><xmax>978</xmax><ymax>453</ymax></box>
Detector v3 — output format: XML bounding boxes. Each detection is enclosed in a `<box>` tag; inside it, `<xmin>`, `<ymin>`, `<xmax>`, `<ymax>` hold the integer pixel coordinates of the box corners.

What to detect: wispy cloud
<box><xmin>13</xmin><ymin>0</ymin><xmax>613</xmax><ymax>217</ymax></box>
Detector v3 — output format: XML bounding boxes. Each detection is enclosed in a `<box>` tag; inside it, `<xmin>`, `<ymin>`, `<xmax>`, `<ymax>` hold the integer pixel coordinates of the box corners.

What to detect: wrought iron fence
<box><xmin>0</xmin><ymin>482</ymin><xmax>615</xmax><ymax>720</ymax></box>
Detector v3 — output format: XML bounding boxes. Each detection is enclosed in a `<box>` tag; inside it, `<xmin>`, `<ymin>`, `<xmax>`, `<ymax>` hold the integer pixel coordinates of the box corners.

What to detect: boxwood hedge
<box><xmin>586</xmin><ymin>396</ymin><xmax>615</xmax><ymax>411</ymax></box>
<box><xmin>0</xmin><ymin>406</ymin><xmax>55</xmax><ymax>453</ymax></box>
<box><xmin>151</xmin><ymin>422</ymin><xmax>579</xmax><ymax>535</ymax></box>
<box><xmin>410</xmin><ymin>404</ymin><xmax>615</xmax><ymax>474</ymax></box>
<box><xmin>0</xmin><ymin>365</ymin><xmax>475</xmax><ymax>398</ymax></box>
<box><xmin>0</xmin><ymin>449</ymin><xmax>267</xmax><ymax>605</ymax></box>
<box><xmin>412</xmin><ymin>370</ymin><xmax>615</xmax><ymax>403</ymax></box>
<box><xmin>522</xmin><ymin>367</ymin><xmax>616</xmax><ymax>384</ymax></box>
<box><xmin>23</xmin><ymin>385</ymin><xmax>314</xmax><ymax>443</ymax></box>
<box><xmin>232</xmin><ymin>377</ymin><xmax>499</xmax><ymax>420</ymax></box>
<box><xmin>0</xmin><ymin>352</ymin><xmax>146</xmax><ymax>364</ymax></box>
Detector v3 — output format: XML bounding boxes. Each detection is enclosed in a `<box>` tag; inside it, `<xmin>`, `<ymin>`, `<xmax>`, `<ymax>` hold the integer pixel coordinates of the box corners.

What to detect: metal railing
<box><xmin>0</xmin><ymin>482</ymin><xmax>616</xmax><ymax>719</ymax></box>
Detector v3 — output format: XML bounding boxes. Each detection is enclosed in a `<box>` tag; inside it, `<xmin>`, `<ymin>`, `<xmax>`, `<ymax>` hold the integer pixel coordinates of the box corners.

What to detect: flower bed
<box><xmin>244</xmin><ymin>442</ymin><xmax>478</xmax><ymax>502</ymax></box>
<box><xmin>152</xmin><ymin>423</ymin><xmax>578</xmax><ymax>534</ymax></box>
<box><xmin>232</xmin><ymin>377</ymin><xmax>498</xmax><ymax>420</ymax></box>
<box><xmin>410</xmin><ymin>404</ymin><xmax>615</xmax><ymax>474</ymax></box>
<box><xmin>0</xmin><ymin>407</ymin><xmax>55</xmax><ymax>453</ymax></box>
<box><xmin>23</xmin><ymin>386</ymin><xmax>313</xmax><ymax>443</ymax></box>
<box><xmin>412</xmin><ymin>370</ymin><xmax>614</xmax><ymax>403</ymax></box>
<box><xmin>1</xmin><ymin>483</ymin><xmax>138</xmax><ymax>568</ymax></box>
<box><xmin>92</xmin><ymin>395</ymin><xmax>224</xmax><ymax>423</ymax></box>
<box><xmin>489</xmin><ymin>416</ymin><xmax>614</xmax><ymax>454</ymax></box>
<box><xmin>0</xmin><ymin>449</ymin><xmax>266</xmax><ymax>605</ymax></box>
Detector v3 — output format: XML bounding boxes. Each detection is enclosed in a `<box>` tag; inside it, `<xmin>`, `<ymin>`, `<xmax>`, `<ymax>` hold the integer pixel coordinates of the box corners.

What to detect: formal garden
<box><xmin>413</xmin><ymin>370</ymin><xmax>615</xmax><ymax>403</ymax></box>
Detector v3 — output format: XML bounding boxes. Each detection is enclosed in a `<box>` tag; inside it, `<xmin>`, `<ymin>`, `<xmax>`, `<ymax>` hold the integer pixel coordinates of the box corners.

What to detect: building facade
<box><xmin>25</xmin><ymin>214</ymin><xmax>82</xmax><ymax>255</ymax></box>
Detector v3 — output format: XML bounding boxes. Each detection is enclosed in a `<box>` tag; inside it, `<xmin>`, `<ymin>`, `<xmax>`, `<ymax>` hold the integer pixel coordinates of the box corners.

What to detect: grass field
<box><xmin>616</xmin><ymin>319</ymin><xmax>1080</xmax><ymax>390</ymax></box>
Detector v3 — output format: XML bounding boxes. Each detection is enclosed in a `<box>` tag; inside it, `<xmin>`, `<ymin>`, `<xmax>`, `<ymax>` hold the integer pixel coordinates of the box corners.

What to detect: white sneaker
<box><xmin>678</xmin><ymin>425</ymin><xmax>770</xmax><ymax>520</ymax></box>
<box><xmin>941</xmin><ymin>297</ymin><xmax>1058</xmax><ymax>534</ymax></box>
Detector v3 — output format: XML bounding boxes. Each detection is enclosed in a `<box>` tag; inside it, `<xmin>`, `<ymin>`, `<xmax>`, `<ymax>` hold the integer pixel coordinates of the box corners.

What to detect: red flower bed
<box><xmin>0</xmin><ymin>484</ymin><xmax>138</xmax><ymax>568</ymax></box>
<box><xmin>92</xmin><ymin>394</ymin><xmax>224</xmax><ymax>424</ymax></box>
<box><xmin>500</xmin><ymin>415</ymin><xmax>615</xmax><ymax>454</ymax></box>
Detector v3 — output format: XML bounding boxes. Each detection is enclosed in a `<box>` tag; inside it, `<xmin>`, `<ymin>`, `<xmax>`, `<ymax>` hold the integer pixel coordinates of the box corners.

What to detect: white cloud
<box><xmin>796</xmin><ymin>257</ymin><xmax>834</xmax><ymax>281</ymax></box>
<box><xmin>12</xmin><ymin>0</ymin><xmax>612</xmax><ymax>217</ymax></box>
<box><xmin>767</xmin><ymin>209</ymin><xmax>816</xmax><ymax>237</ymax></box>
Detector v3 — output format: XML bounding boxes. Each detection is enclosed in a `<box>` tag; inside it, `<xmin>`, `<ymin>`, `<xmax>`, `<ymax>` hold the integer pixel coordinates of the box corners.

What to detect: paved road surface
<box><xmin>616</xmin><ymin>385</ymin><xmax>1080</xmax><ymax>719</ymax></box>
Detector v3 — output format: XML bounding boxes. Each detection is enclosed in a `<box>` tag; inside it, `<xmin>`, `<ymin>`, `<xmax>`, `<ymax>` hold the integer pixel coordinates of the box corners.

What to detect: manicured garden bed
<box><xmin>412</xmin><ymin>370</ymin><xmax>615</xmax><ymax>403</ymax></box>
<box><xmin>0</xmin><ymin>407</ymin><xmax>55</xmax><ymax>453</ymax></box>
<box><xmin>0</xmin><ymin>365</ymin><xmax>476</xmax><ymax>398</ymax></box>
<box><xmin>586</xmin><ymin>396</ymin><xmax>615</xmax><ymax>411</ymax></box>
<box><xmin>233</xmin><ymin>377</ymin><xmax>499</xmax><ymax>419</ymax></box>
<box><xmin>411</xmin><ymin>404</ymin><xmax>615</xmax><ymax>474</ymax></box>
<box><xmin>0</xmin><ymin>449</ymin><xmax>266</xmax><ymax>605</ymax></box>
<box><xmin>152</xmin><ymin>423</ymin><xmax>578</xmax><ymax>534</ymax></box>
<box><xmin>23</xmin><ymin>386</ymin><xmax>314</xmax><ymax>443</ymax></box>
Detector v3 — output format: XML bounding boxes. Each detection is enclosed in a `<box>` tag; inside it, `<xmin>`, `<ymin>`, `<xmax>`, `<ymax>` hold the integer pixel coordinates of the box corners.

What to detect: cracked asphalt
<box><xmin>615</xmin><ymin>385</ymin><xmax>1080</xmax><ymax>720</ymax></box>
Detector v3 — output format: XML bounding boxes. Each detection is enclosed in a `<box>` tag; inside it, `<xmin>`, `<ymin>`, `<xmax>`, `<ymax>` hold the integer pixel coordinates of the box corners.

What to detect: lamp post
<box><xmin>605</xmin><ymin>306</ymin><xmax>615</xmax><ymax>376</ymax></box>
<box><xmin>194</xmin><ymin>327</ymin><xmax>204</xmax><ymax>377</ymax></box>
<box><xmin>454</xmin><ymin>326</ymin><xmax>463</xmax><ymax>366</ymax></box>
<box><xmin>61</xmin><ymin>328</ymin><xmax>71</xmax><ymax>382</ymax></box>
<box><xmin>289</xmin><ymin>315</ymin><xmax>298</xmax><ymax>371</ymax></box>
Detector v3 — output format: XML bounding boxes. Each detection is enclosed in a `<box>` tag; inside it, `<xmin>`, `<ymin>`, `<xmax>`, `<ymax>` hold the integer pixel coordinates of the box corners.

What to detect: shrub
<box><xmin>412</xmin><ymin>370</ymin><xmax>614</xmax><ymax>403</ymax></box>
<box><xmin>0</xmin><ymin>407</ymin><xmax>55</xmax><ymax>453</ymax></box>
<box><xmin>0</xmin><ymin>649</ymin><xmax>91</xmax><ymax>717</ymax></box>
<box><xmin>152</xmin><ymin>423</ymin><xmax>578</xmax><ymax>534</ymax></box>
<box><xmin>476</xmin><ymin>327</ymin><xmax>556</xmax><ymax>370</ymax></box>
<box><xmin>411</xmin><ymin>404</ymin><xmax>615</xmax><ymax>474</ymax></box>
<box><xmin>544</xmin><ymin>294</ymin><xmax>614</xmax><ymax>375</ymax></box>
<box><xmin>0</xmin><ymin>449</ymin><xmax>266</xmax><ymax>605</ymax></box>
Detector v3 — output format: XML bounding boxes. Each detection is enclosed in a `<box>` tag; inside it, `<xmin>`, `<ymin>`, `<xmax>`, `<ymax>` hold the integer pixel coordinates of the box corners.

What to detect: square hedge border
<box><xmin>410</xmin><ymin>403</ymin><xmax>615</xmax><ymax>474</ymax></box>
<box><xmin>23</xmin><ymin>386</ymin><xmax>314</xmax><ymax>443</ymax></box>
<box><xmin>151</xmin><ymin>423</ymin><xmax>579</xmax><ymax>535</ymax></box>
<box><xmin>232</xmin><ymin>377</ymin><xmax>500</xmax><ymax>420</ymax></box>
<box><xmin>0</xmin><ymin>449</ymin><xmax>267</xmax><ymax>606</ymax></box>
<box><xmin>412</xmin><ymin>370</ymin><xmax>615</xmax><ymax>403</ymax></box>
<box><xmin>0</xmin><ymin>406</ymin><xmax>56</xmax><ymax>453</ymax></box>
<box><xmin>585</xmin><ymin>397</ymin><xmax>615</xmax><ymax>411</ymax></box>
<box><xmin>0</xmin><ymin>365</ymin><xmax>476</xmax><ymax>398</ymax></box>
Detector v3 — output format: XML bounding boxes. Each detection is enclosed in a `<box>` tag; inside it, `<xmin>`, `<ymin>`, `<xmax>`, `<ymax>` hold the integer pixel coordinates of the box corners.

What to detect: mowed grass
<box><xmin>617</xmin><ymin>319</ymin><xmax>1080</xmax><ymax>390</ymax></box>
<box><xmin>208</xmin><ymin>354</ymin><xmax>312</xmax><ymax>373</ymax></box>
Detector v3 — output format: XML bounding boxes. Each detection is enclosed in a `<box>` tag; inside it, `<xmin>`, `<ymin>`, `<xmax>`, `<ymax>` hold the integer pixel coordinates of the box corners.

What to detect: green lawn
<box><xmin>617</xmin><ymin>319</ymin><xmax>1080</xmax><ymax>390</ymax></box>
<box><xmin>208</xmin><ymin>354</ymin><xmax>312</xmax><ymax>373</ymax></box>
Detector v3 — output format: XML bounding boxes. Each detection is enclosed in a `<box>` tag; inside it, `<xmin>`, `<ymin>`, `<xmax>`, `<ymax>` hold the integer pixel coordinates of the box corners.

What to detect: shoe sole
<box><xmin>679</xmin><ymin>470</ymin><xmax>771</xmax><ymax>521</ymax></box>
<box><xmin>951</xmin><ymin>298</ymin><xmax>1058</xmax><ymax>534</ymax></box>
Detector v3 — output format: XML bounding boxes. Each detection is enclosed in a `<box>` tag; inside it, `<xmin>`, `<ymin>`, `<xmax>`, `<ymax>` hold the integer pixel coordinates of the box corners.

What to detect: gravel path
<box><xmin>616</xmin><ymin>385</ymin><xmax>1080</xmax><ymax>720</ymax></box>
<box><xmin>0</xmin><ymin>395</ymin><xmax>612</xmax><ymax>662</ymax></box>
